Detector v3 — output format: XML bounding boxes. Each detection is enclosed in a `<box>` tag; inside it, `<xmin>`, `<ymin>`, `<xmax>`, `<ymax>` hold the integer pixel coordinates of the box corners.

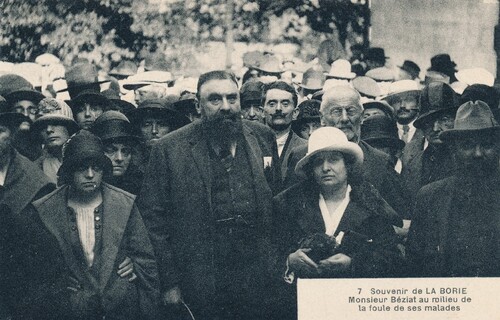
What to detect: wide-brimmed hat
<box><xmin>460</xmin><ymin>84</ymin><xmax>499</xmax><ymax>110</ymax></box>
<box><xmin>382</xmin><ymin>80</ymin><xmax>420</xmax><ymax>103</ymax></box>
<box><xmin>295</xmin><ymin>127</ymin><xmax>363</xmax><ymax>178</ymax></box>
<box><xmin>32</xmin><ymin>98</ymin><xmax>79</xmax><ymax>135</ymax></box>
<box><xmin>68</xmin><ymin>90</ymin><xmax>116</xmax><ymax>114</ymax></box>
<box><xmin>428</xmin><ymin>54</ymin><xmax>457</xmax><ymax>73</ymax></box>
<box><xmin>109</xmin><ymin>60</ymin><xmax>137</xmax><ymax>78</ymax></box>
<box><xmin>91</xmin><ymin>110</ymin><xmax>140</xmax><ymax>143</ymax></box>
<box><xmin>398</xmin><ymin>60</ymin><xmax>420</xmax><ymax>79</ymax></box>
<box><xmin>101</xmin><ymin>89</ymin><xmax>136</xmax><ymax>114</ymax></box>
<box><xmin>300</xmin><ymin>68</ymin><xmax>326</xmax><ymax>90</ymax></box>
<box><xmin>414</xmin><ymin>82</ymin><xmax>458</xmax><ymax>129</ymax></box>
<box><xmin>121</xmin><ymin>71</ymin><xmax>173</xmax><ymax>90</ymax></box>
<box><xmin>361</xmin><ymin>115</ymin><xmax>405</xmax><ymax>150</ymax></box>
<box><xmin>127</xmin><ymin>98</ymin><xmax>190</xmax><ymax>128</ymax></box>
<box><xmin>253</xmin><ymin>55</ymin><xmax>283</xmax><ymax>74</ymax></box>
<box><xmin>0</xmin><ymin>74</ymin><xmax>34</xmax><ymax>97</ymax></box>
<box><xmin>325</xmin><ymin>59</ymin><xmax>356</xmax><ymax>80</ymax></box>
<box><xmin>440</xmin><ymin>100</ymin><xmax>500</xmax><ymax>141</ymax></box>
<box><xmin>58</xmin><ymin>63</ymin><xmax>110</xmax><ymax>98</ymax></box>
<box><xmin>144</xmin><ymin>52</ymin><xmax>169</xmax><ymax>72</ymax></box>
<box><xmin>58</xmin><ymin>130</ymin><xmax>112</xmax><ymax>184</ymax></box>
<box><xmin>352</xmin><ymin>76</ymin><xmax>381</xmax><ymax>99</ymax></box>
<box><xmin>240</xmin><ymin>80</ymin><xmax>264</xmax><ymax>106</ymax></box>
<box><xmin>455</xmin><ymin>68</ymin><xmax>494</xmax><ymax>87</ymax></box>
<box><xmin>4</xmin><ymin>88</ymin><xmax>45</xmax><ymax>105</ymax></box>
<box><xmin>365</xmin><ymin>47</ymin><xmax>388</xmax><ymax>65</ymax></box>
<box><xmin>363</xmin><ymin>100</ymin><xmax>395</xmax><ymax>119</ymax></box>
<box><xmin>365</xmin><ymin>67</ymin><xmax>394</xmax><ymax>82</ymax></box>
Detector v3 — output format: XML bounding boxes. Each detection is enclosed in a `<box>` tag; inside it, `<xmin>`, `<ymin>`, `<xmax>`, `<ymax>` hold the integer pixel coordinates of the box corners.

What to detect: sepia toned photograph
<box><xmin>0</xmin><ymin>0</ymin><xmax>499</xmax><ymax>319</ymax></box>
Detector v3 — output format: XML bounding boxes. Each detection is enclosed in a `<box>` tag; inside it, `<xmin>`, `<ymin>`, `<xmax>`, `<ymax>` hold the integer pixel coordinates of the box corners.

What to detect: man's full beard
<box><xmin>203</xmin><ymin>112</ymin><xmax>243</xmax><ymax>146</ymax></box>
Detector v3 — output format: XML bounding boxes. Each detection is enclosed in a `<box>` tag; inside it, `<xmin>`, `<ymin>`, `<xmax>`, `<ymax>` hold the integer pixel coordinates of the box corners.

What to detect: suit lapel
<box><xmin>99</xmin><ymin>185</ymin><xmax>131</xmax><ymax>291</ymax></box>
<box><xmin>297</xmin><ymin>189</ymin><xmax>324</xmax><ymax>235</ymax></box>
<box><xmin>36</xmin><ymin>187</ymin><xmax>90</xmax><ymax>285</ymax></box>
<box><xmin>190</xmin><ymin>130</ymin><xmax>212</xmax><ymax>201</ymax></box>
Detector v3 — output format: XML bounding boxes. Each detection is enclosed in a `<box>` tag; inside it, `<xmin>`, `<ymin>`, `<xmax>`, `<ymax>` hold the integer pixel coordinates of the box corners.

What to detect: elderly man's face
<box><xmin>388</xmin><ymin>92</ymin><xmax>419</xmax><ymax>124</ymax></box>
<box><xmin>74</xmin><ymin>103</ymin><xmax>104</xmax><ymax>130</ymax></box>
<box><xmin>422</xmin><ymin>112</ymin><xmax>455</xmax><ymax>146</ymax></box>
<box><xmin>263</xmin><ymin>89</ymin><xmax>298</xmax><ymax>132</ymax></box>
<box><xmin>199</xmin><ymin>79</ymin><xmax>240</xmax><ymax>122</ymax></box>
<box><xmin>320</xmin><ymin>87</ymin><xmax>363</xmax><ymax>142</ymax></box>
<box><xmin>453</xmin><ymin>132</ymin><xmax>499</xmax><ymax>177</ymax></box>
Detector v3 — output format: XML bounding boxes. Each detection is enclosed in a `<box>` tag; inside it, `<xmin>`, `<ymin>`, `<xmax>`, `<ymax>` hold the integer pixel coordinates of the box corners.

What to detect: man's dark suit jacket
<box><xmin>279</xmin><ymin>131</ymin><xmax>307</xmax><ymax>184</ymax></box>
<box><xmin>137</xmin><ymin>120</ymin><xmax>280</xmax><ymax>310</ymax></box>
<box><xmin>284</xmin><ymin>141</ymin><xmax>409</xmax><ymax>224</ymax></box>
<box><xmin>406</xmin><ymin>175</ymin><xmax>500</xmax><ymax>277</ymax></box>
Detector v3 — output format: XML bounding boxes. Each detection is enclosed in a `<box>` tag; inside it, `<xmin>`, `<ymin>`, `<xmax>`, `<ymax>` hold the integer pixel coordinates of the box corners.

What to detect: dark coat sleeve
<box><xmin>137</xmin><ymin>142</ymin><xmax>181</xmax><ymax>292</ymax></box>
<box><xmin>123</xmin><ymin>204</ymin><xmax>161</xmax><ymax>319</ymax></box>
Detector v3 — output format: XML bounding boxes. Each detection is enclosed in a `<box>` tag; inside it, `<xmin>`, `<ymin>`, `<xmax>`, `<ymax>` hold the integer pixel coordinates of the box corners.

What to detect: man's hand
<box><xmin>163</xmin><ymin>286</ymin><xmax>182</xmax><ymax>305</ymax></box>
<box><xmin>118</xmin><ymin>256</ymin><xmax>137</xmax><ymax>282</ymax></box>
<box><xmin>288</xmin><ymin>248</ymin><xmax>319</xmax><ymax>277</ymax></box>
<box><xmin>318</xmin><ymin>253</ymin><xmax>352</xmax><ymax>274</ymax></box>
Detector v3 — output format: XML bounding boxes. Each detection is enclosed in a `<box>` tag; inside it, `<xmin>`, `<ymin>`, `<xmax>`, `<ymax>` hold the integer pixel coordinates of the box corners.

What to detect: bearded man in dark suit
<box><xmin>138</xmin><ymin>70</ymin><xmax>281</xmax><ymax>319</ymax></box>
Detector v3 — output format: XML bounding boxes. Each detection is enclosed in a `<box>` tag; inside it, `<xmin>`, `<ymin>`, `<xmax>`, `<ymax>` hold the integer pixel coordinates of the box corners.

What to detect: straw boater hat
<box><xmin>439</xmin><ymin>100</ymin><xmax>500</xmax><ymax>141</ymax></box>
<box><xmin>121</xmin><ymin>71</ymin><xmax>173</xmax><ymax>91</ymax></box>
<box><xmin>382</xmin><ymin>80</ymin><xmax>420</xmax><ymax>102</ymax></box>
<box><xmin>352</xmin><ymin>76</ymin><xmax>382</xmax><ymax>99</ymax></box>
<box><xmin>295</xmin><ymin>127</ymin><xmax>363</xmax><ymax>178</ymax></box>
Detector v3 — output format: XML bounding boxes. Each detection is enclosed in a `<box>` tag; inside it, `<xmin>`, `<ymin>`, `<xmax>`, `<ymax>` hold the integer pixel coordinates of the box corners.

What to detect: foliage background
<box><xmin>0</xmin><ymin>0</ymin><xmax>369</xmax><ymax>74</ymax></box>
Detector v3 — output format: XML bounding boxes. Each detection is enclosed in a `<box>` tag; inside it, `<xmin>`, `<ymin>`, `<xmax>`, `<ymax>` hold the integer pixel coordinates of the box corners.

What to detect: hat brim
<box><xmin>5</xmin><ymin>90</ymin><xmax>46</xmax><ymax>104</ymax></box>
<box><xmin>127</xmin><ymin>107</ymin><xmax>191</xmax><ymax>127</ymax></box>
<box><xmin>439</xmin><ymin>126</ymin><xmax>500</xmax><ymax>141</ymax></box>
<box><xmin>413</xmin><ymin>107</ymin><xmax>457</xmax><ymax>129</ymax></box>
<box><xmin>363</xmin><ymin>137</ymin><xmax>405</xmax><ymax>150</ymax></box>
<box><xmin>58</xmin><ymin>152</ymin><xmax>112</xmax><ymax>182</ymax></box>
<box><xmin>252</xmin><ymin>66</ymin><xmax>284</xmax><ymax>74</ymax></box>
<box><xmin>57</xmin><ymin>80</ymin><xmax>110</xmax><ymax>93</ymax></box>
<box><xmin>32</xmin><ymin>115</ymin><xmax>80</xmax><ymax>136</ymax></box>
<box><xmin>325</xmin><ymin>72</ymin><xmax>356</xmax><ymax>80</ymax></box>
<box><xmin>294</xmin><ymin>143</ymin><xmax>363</xmax><ymax>178</ymax></box>
<box><xmin>381</xmin><ymin>90</ymin><xmax>420</xmax><ymax>102</ymax></box>
<box><xmin>300</xmin><ymin>83</ymin><xmax>324</xmax><ymax>91</ymax></box>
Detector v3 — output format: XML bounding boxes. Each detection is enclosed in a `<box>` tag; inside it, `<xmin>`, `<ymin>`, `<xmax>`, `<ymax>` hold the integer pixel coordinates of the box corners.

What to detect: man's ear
<box><xmin>292</xmin><ymin>107</ymin><xmax>300</xmax><ymax>121</ymax></box>
<box><xmin>195</xmin><ymin>101</ymin><xmax>202</xmax><ymax>115</ymax></box>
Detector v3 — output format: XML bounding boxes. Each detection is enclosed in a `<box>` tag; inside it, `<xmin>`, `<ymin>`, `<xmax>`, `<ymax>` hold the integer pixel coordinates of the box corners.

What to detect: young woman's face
<box><xmin>72</xmin><ymin>162</ymin><xmax>104</xmax><ymax>195</ymax></box>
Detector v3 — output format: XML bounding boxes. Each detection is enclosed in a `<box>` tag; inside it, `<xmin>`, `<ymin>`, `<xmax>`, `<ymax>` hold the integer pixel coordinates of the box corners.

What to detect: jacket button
<box><xmin>95</xmin><ymin>216</ymin><xmax>101</xmax><ymax>222</ymax></box>
<box><xmin>95</xmin><ymin>224</ymin><xmax>101</xmax><ymax>230</ymax></box>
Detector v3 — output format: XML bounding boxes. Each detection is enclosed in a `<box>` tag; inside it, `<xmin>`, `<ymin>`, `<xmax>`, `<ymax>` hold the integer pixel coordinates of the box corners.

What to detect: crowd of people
<box><xmin>0</xmin><ymin>43</ymin><xmax>499</xmax><ymax>319</ymax></box>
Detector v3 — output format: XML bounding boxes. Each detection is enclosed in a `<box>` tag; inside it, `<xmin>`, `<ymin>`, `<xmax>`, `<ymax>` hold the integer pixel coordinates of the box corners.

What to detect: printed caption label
<box><xmin>297</xmin><ymin>277</ymin><xmax>499</xmax><ymax>320</ymax></box>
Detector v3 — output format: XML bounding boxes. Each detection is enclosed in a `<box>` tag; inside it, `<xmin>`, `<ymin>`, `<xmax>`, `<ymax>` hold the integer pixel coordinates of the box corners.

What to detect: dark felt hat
<box><xmin>58</xmin><ymin>63</ymin><xmax>109</xmax><ymax>99</ymax></box>
<box><xmin>0</xmin><ymin>74</ymin><xmax>36</xmax><ymax>97</ymax></box>
<box><xmin>414</xmin><ymin>82</ymin><xmax>458</xmax><ymax>129</ymax></box>
<box><xmin>58</xmin><ymin>130</ymin><xmax>112</xmax><ymax>184</ymax></box>
<box><xmin>90</xmin><ymin>110</ymin><xmax>139</xmax><ymax>143</ymax></box>
<box><xmin>240</xmin><ymin>80</ymin><xmax>264</xmax><ymax>107</ymax></box>
<box><xmin>361</xmin><ymin>115</ymin><xmax>405</xmax><ymax>150</ymax></box>
<box><xmin>127</xmin><ymin>98</ymin><xmax>190</xmax><ymax>128</ymax></box>
<box><xmin>365</xmin><ymin>47</ymin><xmax>388</xmax><ymax>65</ymax></box>
<box><xmin>68</xmin><ymin>90</ymin><xmax>116</xmax><ymax>114</ymax></box>
<box><xmin>460</xmin><ymin>84</ymin><xmax>500</xmax><ymax>111</ymax></box>
<box><xmin>440</xmin><ymin>100</ymin><xmax>500</xmax><ymax>141</ymax></box>
<box><xmin>101</xmin><ymin>89</ymin><xmax>136</xmax><ymax>115</ymax></box>
<box><xmin>398</xmin><ymin>60</ymin><xmax>421</xmax><ymax>79</ymax></box>
<box><xmin>363</xmin><ymin>100</ymin><xmax>395</xmax><ymax>119</ymax></box>
<box><xmin>428</xmin><ymin>54</ymin><xmax>457</xmax><ymax>73</ymax></box>
<box><xmin>171</xmin><ymin>93</ymin><xmax>197</xmax><ymax>116</ymax></box>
